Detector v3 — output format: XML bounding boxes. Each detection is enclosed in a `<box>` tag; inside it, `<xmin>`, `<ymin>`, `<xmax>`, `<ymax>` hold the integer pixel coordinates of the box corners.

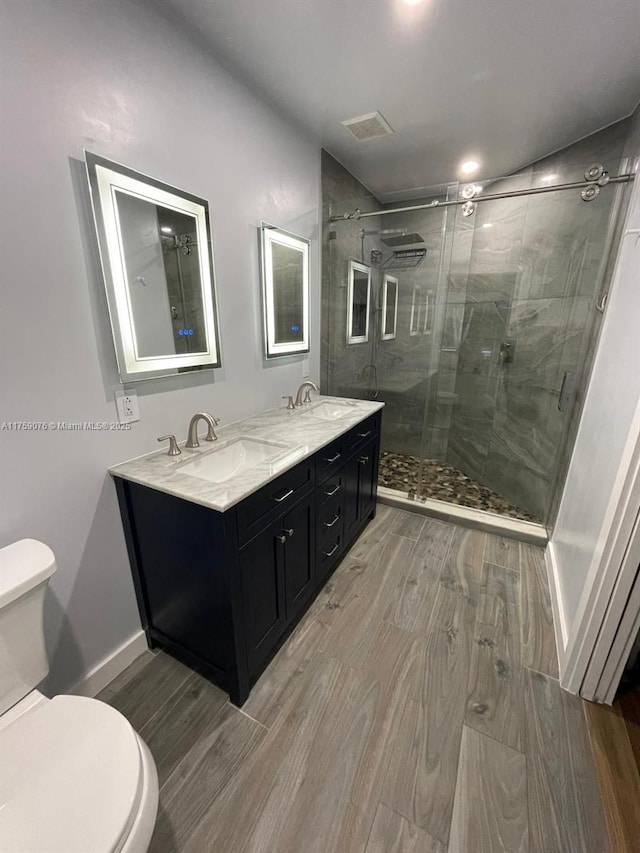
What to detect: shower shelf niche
<box><xmin>381</xmin><ymin>248</ymin><xmax>427</xmax><ymax>270</ymax></box>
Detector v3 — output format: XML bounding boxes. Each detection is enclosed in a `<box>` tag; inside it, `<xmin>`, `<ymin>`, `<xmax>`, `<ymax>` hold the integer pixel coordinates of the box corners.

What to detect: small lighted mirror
<box><xmin>423</xmin><ymin>290</ymin><xmax>434</xmax><ymax>335</ymax></box>
<box><xmin>260</xmin><ymin>223</ymin><xmax>309</xmax><ymax>358</ymax></box>
<box><xmin>347</xmin><ymin>260</ymin><xmax>371</xmax><ymax>344</ymax></box>
<box><xmin>409</xmin><ymin>284</ymin><xmax>421</xmax><ymax>336</ymax></box>
<box><xmin>381</xmin><ymin>274</ymin><xmax>398</xmax><ymax>340</ymax></box>
<box><xmin>85</xmin><ymin>152</ymin><xmax>221</xmax><ymax>381</ymax></box>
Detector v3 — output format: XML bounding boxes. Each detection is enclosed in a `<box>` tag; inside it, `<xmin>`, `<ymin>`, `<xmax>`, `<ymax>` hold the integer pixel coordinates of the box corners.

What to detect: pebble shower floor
<box><xmin>378</xmin><ymin>451</ymin><xmax>540</xmax><ymax>523</ymax></box>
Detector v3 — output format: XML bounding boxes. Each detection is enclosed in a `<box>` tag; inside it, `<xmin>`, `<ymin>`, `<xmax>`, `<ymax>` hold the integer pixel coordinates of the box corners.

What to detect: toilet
<box><xmin>0</xmin><ymin>539</ymin><xmax>159</xmax><ymax>852</ymax></box>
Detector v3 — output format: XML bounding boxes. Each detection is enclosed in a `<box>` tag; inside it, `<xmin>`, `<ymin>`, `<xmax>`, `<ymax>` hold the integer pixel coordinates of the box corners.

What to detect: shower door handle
<box><xmin>557</xmin><ymin>372</ymin><xmax>568</xmax><ymax>410</ymax></box>
<box><xmin>557</xmin><ymin>372</ymin><xmax>577</xmax><ymax>411</ymax></box>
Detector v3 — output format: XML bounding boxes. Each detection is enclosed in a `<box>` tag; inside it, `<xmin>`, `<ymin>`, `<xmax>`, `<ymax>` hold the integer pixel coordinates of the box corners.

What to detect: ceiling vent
<box><xmin>341</xmin><ymin>111</ymin><xmax>394</xmax><ymax>142</ymax></box>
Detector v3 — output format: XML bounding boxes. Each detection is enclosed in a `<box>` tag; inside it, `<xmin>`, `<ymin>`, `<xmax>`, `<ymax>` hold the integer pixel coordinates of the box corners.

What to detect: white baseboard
<box><xmin>545</xmin><ymin>541</ymin><xmax>568</xmax><ymax>676</ymax></box>
<box><xmin>68</xmin><ymin>630</ymin><xmax>149</xmax><ymax>698</ymax></box>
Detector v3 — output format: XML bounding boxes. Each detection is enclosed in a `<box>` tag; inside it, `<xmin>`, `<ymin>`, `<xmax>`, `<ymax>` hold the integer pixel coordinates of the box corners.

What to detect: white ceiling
<box><xmin>162</xmin><ymin>0</ymin><xmax>640</xmax><ymax>200</ymax></box>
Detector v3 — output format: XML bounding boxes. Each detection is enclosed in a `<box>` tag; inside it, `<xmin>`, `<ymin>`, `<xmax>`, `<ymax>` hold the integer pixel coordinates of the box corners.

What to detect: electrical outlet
<box><xmin>115</xmin><ymin>389</ymin><xmax>140</xmax><ymax>424</ymax></box>
<box><xmin>302</xmin><ymin>358</ymin><xmax>310</xmax><ymax>378</ymax></box>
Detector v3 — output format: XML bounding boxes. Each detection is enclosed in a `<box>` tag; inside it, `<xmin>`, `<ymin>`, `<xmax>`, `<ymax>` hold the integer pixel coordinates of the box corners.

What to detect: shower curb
<box><xmin>377</xmin><ymin>486</ymin><xmax>548</xmax><ymax>545</ymax></box>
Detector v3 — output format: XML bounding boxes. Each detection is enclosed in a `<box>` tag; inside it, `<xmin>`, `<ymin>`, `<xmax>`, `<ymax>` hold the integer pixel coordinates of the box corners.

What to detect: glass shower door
<box><xmin>415</xmin><ymin>159</ymin><xmax>631</xmax><ymax>526</ymax></box>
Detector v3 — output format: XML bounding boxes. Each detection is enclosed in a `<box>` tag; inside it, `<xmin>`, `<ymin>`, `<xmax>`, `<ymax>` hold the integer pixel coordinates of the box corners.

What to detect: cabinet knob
<box><xmin>275</xmin><ymin>534</ymin><xmax>287</xmax><ymax>544</ymax></box>
<box><xmin>285</xmin><ymin>528</ymin><xmax>294</xmax><ymax>538</ymax></box>
<box><xmin>359</xmin><ymin>455</ymin><xmax>369</xmax><ymax>465</ymax></box>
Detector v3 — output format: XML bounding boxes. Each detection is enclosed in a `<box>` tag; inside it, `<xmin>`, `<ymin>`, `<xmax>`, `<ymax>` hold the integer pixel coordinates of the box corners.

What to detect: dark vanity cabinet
<box><xmin>114</xmin><ymin>411</ymin><xmax>380</xmax><ymax>705</ymax></box>
<box><xmin>239</xmin><ymin>491</ymin><xmax>315</xmax><ymax>675</ymax></box>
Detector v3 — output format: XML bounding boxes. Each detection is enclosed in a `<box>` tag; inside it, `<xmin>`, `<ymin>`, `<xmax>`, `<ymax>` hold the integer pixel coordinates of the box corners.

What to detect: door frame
<box><xmin>555</xmin><ymin>399</ymin><xmax>640</xmax><ymax>698</ymax></box>
<box><xmin>588</xmin><ymin>514</ymin><xmax>640</xmax><ymax>703</ymax></box>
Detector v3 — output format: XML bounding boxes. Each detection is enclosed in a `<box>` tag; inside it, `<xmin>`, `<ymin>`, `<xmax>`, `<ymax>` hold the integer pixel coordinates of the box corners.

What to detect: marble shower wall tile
<box><xmin>482</xmin><ymin>448</ymin><xmax>551</xmax><ymax>522</ymax></box>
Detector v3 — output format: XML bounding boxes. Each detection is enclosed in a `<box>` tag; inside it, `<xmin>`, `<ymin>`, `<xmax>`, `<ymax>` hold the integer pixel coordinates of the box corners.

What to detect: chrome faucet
<box><xmin>185</xmin><ymin>412</ymin><xmax>220</xmax><ymax>448</ymax></box>
<box><xmin>294</xmin><ymin>381</ymin><xmax>318</xmax><ymax>407</ymax></box>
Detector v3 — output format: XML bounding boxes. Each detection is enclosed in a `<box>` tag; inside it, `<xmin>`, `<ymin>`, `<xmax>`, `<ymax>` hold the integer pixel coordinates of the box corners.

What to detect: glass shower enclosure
<box><xmin>322</xmin><ymin>152</ymin><xmax>634</xmax><ymax>529</ymax></box>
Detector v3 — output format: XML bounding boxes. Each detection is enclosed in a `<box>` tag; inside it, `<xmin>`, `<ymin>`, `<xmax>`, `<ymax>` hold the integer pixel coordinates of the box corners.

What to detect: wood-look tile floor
<box><xmin>99</xmin><ymin>506</ymin><xmax>608</xmax><ymax>853</ymax></box>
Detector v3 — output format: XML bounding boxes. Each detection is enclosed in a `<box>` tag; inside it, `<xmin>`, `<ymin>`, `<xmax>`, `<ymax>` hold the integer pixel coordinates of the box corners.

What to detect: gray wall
<box><xmin>321</xmin><ymin>150</ymin><xmax>382</xmax><ymax>397</ymax></box>
<box><xmin>0</xmin><ymin>0</ymin><xmax>320</xmax><ymax>694</ymax></box>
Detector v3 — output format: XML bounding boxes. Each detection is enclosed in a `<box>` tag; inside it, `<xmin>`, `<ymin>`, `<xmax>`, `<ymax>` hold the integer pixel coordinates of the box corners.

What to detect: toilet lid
<box><xmin>0</xmin><ymin>695</ymin><xmax>143</xmax><ymax>853</ymax></box>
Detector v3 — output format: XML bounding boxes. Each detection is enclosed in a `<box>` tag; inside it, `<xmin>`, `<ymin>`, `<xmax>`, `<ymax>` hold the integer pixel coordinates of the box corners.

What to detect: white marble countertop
<box><xmin>109</xmin><ymin>396</ymin><xmax>384</xmax><ymax>513</ymax></box>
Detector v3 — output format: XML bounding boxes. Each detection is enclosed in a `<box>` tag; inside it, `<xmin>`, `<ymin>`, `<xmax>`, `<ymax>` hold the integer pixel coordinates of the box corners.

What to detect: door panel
<box><xmin>239</xmin><ymin>521</ymin><xmax>286</xmax><ymax>674</ymax></box>
<box><xmin>283</xmin><ymin>495</ymin><xmax>315</xmax><ymax>619</ymax></box>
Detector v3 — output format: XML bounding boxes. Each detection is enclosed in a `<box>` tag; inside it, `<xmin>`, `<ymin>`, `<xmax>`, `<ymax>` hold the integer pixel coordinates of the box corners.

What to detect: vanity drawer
<box><xmin>317</xmin><ymin>530</ymin><xmax>344</xmax><ymax>583</ymax></box>
<box><xmin>316</xmin><ymin>436</ymin><xmax>346</xmax><ymax>485</ymax></box>
<box><xmin>317</xmin><ymin>471</ymin><xmax>345</xmax><ymax>507</ymax></box>
<box><xmin>316</xmin><ymin>493</ymin><xmax>344</xmax><ymax>541</ymax></box>
<box><xmin>236</xmin><ymin>459</ymin><xmax>314</xmax><ymax>546</ymax></box>
<box><xmin>344</xmin><ymin>413</ymin><xmax>380</xmax><ymax>458</ymax></box>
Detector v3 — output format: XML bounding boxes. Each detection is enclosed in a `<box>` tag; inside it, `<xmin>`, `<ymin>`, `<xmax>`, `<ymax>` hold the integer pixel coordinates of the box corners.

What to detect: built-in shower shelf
<box><xmin>381</xmin><ymin>248</ymin><xmax>427</xmax><ymax>269</ymax></box>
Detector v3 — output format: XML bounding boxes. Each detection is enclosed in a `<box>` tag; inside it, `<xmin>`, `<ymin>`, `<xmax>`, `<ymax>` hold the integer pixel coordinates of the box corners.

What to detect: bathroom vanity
<box><xmin>110</xmin><ymin>397</ymin><xmax>382</xmax><ymax>705</ymax></box>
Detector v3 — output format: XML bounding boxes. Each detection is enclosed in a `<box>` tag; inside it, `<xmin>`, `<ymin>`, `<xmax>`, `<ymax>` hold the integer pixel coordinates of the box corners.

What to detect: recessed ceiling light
<box><xmin>460</xmin><ymin>159</ymin><xmax>480</xmax><ymax>175</ymax></box>
<box><xmin>403</xmin><ymin>0</ymin><xmax>424</xmax><ymax>5</ymax></box>
<box><xmin>461</xmin><ymin>160</ymin><xmax>479</xmax><ymax>174</ymax></box>
<box><xmin>541</xmin><ymin>173</ymin><xmax>558</xmax><ymax>183</ymax></box>
<box><xmin>161</xmin><ymin>226</ymin><xmax>173</xmax><ymax>234</ymax></box>
<box><xmin>482</xmin><ymin>223</ymin><xmax>493</xmax><ymax>228</ymax></box>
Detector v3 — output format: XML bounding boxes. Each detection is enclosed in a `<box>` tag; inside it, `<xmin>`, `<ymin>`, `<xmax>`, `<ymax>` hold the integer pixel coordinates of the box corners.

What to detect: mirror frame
<box><xmin>85</xmin><ymin>151</ymin><xmax>222</xmax><ymax>381</ymax></box>
<box><xmin>381</xmin><ymin>273</ymin><xmax>399</xmax><ymax>341</ymax></box>
<box><xmin>259</xmin><ymin>222</ymin><xmax>310</xmax><ymax>359</ymax></box>
<box><xmin>347</xmin><ymin>259</ymin><xmax>371</xmax><ymax>345</ymax></box>
<box><xmin>409</xmin><ymin>283</ymin><xmax>421</xmax><ymax>336</ymax></box>
<box><xmin>423</xmin><ymin>289</ymin><xmax>434</xmax><ymax>335</ymax></box>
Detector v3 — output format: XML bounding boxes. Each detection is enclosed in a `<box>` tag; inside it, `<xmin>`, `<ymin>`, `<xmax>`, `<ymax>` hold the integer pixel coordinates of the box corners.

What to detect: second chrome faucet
<box><xmin>293</xmin><ymin>381</ymin><xmax>318</xmax><ymax>407</ymax></box>
<box><xmin>157</xmin><ymin>411</ymin><xmax>221</xmax><ymax>456</ymax></box>
<box><xmin>185</xmin><ymin>412</ymin><xmax>220</xmax><ymax>448</ymax></box>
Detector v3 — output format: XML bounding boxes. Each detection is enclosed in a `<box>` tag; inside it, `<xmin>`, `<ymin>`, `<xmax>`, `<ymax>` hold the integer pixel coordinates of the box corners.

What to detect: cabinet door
<box><xmin>343</xmin><ymin>452</ymin><xmax>361</xmax><ymax>541</ymax></box>
<box><xmin>357</xmin><ymin>436</ymin><xmax>378</xmax><ymax>520</ymax></box>
<box><xmin>239</xmin><ymin>520</ymin><xmax>287</xmax><ymax>675</ymax></box>
<box><xmin>281</xmin><ymin>494</ymin><xmax>315</xmax><ymax>621</ymax></box>
<box><xmin>343</xmin><ymin>437</ymin><xmax>378</xmax><ymax>541</ymax></box>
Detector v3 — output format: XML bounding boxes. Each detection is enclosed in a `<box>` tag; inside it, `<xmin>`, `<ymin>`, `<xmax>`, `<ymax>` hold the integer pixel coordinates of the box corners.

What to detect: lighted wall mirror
<box><xmin>423</xmin><ymin>289</ymin><xmax>434</xmax><ymax>335</ymax></box>
<box><xmin>259</xmin><ymin>223</ymin><xmax>310</xmax><ymax>358</ymax></box>
<box><xmin>347</xmin><ymin>260</ymin><xmax>371</xmax><ymax>344</ymax></box>
<box><xmin>381</xmin><ymin>274</ymin><xmax>398</xmax><ymax>340</ymax></box>
<box><xmin>409</xmin><ymin>283</ymin><xmax>421</xmax><ymax>336</ymax></box>
<box><xmin>85</xmin><ymin>152</ymin><xmax>221</xmax><ymax>382</ymax></box>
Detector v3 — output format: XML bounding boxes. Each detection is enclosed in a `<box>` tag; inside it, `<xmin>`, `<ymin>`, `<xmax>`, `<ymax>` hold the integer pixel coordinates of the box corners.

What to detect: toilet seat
<box><xmin>0</xmin><ymin>694</ymin><xmax>145</xmax><ymax>853</ymax></box>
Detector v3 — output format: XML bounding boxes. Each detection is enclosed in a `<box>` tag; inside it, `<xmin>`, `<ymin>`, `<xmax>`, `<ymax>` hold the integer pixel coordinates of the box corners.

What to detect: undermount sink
<box><xmin>301</xmin><ymin>401</ymin><xmax>353</xmax><ymax>421</ymax></box>
<box><xmin>178</xmin><ymin>437</ymin><xmax>286</xmax><ymax>484</ymax></box>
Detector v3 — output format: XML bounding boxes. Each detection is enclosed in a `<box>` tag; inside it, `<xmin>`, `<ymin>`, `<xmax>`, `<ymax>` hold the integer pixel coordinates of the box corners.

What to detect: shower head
<box><xmin>380</xmin><ymin>233</ymin><xmax>424</xmax><ymax>247</ymax></box>
<box><xmin>360</xmin><ymin>227</ymin><xmax>425</xmax><ymax>247</ymax></box>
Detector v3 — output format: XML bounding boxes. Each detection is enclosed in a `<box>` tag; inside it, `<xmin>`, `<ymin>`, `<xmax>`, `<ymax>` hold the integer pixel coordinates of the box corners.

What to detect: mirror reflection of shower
<box><xmin>356</xmin><ymin>226</ymin><xmax>428</xmax><ymax>399</ymax></box>
<box><xmin>158</xmin><ymin>209</ymin><xmax>205</xmax><ymax>355</ymax></box>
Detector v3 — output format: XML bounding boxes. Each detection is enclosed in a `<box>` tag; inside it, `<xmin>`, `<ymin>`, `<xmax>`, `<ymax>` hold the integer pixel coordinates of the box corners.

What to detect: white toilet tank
<box><xmin>0</xmin><ymin>539</ymin><xmax>57</xmax><ymax>715</ymax></box>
